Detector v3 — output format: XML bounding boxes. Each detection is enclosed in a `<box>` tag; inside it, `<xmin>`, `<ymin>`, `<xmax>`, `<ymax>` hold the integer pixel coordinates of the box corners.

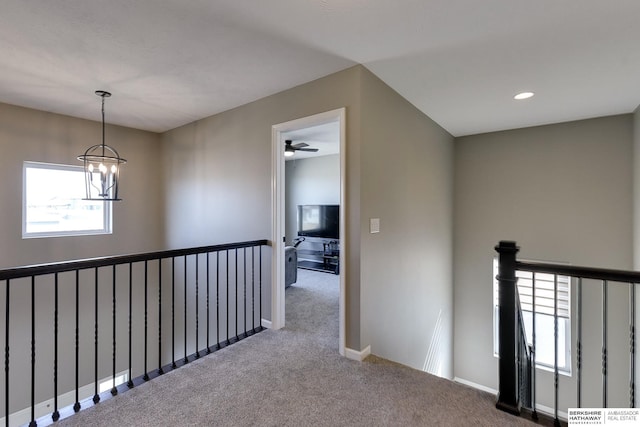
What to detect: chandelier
<box><xmin>78</xmin><ymin>90</ymin><xmax>126</xmax><ymax>201</ymax></box>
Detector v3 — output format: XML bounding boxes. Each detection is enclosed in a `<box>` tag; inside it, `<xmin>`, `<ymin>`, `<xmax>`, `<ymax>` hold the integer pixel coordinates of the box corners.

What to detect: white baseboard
<box><xmin>345</xmin><ymin>345</ymin><xmax>371</xmax><ymax>362</ymax></box>
<box><xmin>452</xmin><ymin>377</ymin><xmax>567</xmax><ymax>421</ymax></box>
<box><xmin>0</xmin><ymin>370</ymin><xmax>128</xmax><ymax>426</ymax></box>
<box><xmin>534</xmin><ymin>404</ymin><xmax>567</xmax><ymax>422</ymax></box>
<box><xmin>261</xmin><ymin>318</ymin><xmax>272</xmax><ymax>329</ymax></box>
<box><xmin>453</xmin><ymin>377</ymin><xmax>497</xmax><ymax>395</ymax></box>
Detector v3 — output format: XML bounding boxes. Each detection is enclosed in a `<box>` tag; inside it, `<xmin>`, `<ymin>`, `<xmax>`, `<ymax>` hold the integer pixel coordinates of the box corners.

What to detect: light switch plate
<box><xmin>370</xmin><ymin>218</ymin><xmax>380</xmax><ymax>233</ymax></box>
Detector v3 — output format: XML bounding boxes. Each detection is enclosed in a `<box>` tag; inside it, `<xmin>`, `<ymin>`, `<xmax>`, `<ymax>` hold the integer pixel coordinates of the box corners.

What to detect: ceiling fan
<box><xmin>284</xmin><ymin>139</ymin><xmax>318</xmax><ymax>157</ymax></box>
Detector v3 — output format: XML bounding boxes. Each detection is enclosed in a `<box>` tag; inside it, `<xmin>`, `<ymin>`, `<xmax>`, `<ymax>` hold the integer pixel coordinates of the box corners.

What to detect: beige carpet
<box><xmin>51</xmin><ymin>268</ymin><xmax>539</xmax><ymax>427</ymax></box>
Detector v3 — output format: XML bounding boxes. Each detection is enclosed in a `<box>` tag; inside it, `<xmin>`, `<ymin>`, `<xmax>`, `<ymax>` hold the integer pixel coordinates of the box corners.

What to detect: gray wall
<box><xmin>0</xmin><ymin>102</ymin><xmax>164</xmax><ymax>267</ymax></box>
<box><xmin>2</xmin><ymin>68</ymin><xmax>634</xmax><ymax>416</ymax></box>
<box><xmin>0</xmin><ymin>102</ymin><xmax>165</xmax><ymax>413</ymax></box>
<box><xmin>359</xmin><ymin>70</ymin><xmax>454</xmax><ymax>377</ymax></box>
<box><xmin>454</xmin><ymin>115</ymin><xmax>634</xmax><ymax>408</ymax></box>
<box><xmin>160</xmin><ymin>65</ymin><xmax>456</xmax><ymax>380</ymax></box>
<box><xmin>285</xmin><ymin>154</ymin><xmax>340</xmax><ymax>245</ymax></box>
<box><xmin>160</xmin><ymin>66</ymin><xmax>363</xmax><ymax>344</ymax></box>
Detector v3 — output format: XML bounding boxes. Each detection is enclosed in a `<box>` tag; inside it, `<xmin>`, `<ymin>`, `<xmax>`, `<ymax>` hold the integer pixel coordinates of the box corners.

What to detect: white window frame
<box><xmin>493</xmin><ymin>258</ymin><xmax>572</xmax><ymax>376</ymax></box>
<box><xmin>22</xmin><ymin>161</ymin><xmax>112</xmax><ymax>238</ymax></box>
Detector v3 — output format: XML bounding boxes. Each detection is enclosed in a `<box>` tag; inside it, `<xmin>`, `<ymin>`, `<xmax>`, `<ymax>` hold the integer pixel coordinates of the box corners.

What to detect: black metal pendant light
<box><xmin>78</xmin><ymin>90</ymin><xmax>126</xmax><ymax>201</ymax></box>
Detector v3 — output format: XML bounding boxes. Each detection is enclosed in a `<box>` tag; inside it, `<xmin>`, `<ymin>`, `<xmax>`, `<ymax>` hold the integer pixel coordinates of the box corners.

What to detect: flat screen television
<box><xmin>297</xmin><ymin>205</ymin><xmax>339</xmax><ymax>239</ymax></box>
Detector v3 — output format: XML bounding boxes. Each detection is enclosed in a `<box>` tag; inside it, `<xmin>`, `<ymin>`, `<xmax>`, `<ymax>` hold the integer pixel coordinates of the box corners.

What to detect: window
<box><xmin>23</xmin><ymin>162</ymin><xmax>111</xmax><ymax>238</ymax></box>
<box><xmin>493</xmin><ymin>258</ymin><xmax>572</xmax><ymax>375</ymax></box>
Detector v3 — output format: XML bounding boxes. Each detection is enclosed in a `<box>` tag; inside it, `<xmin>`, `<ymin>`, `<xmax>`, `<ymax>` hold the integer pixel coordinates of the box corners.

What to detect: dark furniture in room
<box><xmin>297</xmin><ymin>240</ymin><xmax>339</xmax><ymax>274</ymax></box>
<box><xmin>285</xmin><ymin>245</ymin><xmax>297</xmax><ymax>288</ymax></box>
<box><xmin>295</xmin><ymin>204</ymin><xmax>340</xmax><ymax>274</ymax></box>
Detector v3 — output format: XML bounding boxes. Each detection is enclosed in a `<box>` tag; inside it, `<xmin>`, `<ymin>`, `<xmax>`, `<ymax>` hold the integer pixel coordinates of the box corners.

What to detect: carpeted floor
<box><xmin>53</xmin><ymin>268</ymin><xmax>538</xmax><ymax>426</ymax></box>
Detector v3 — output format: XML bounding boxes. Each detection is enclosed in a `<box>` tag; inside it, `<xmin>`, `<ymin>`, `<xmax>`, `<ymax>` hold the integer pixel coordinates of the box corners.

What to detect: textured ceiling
<box><xmin>1</xmin><ymin>1</ymin><xmax>639</xmax><ymax>136</ymax></box>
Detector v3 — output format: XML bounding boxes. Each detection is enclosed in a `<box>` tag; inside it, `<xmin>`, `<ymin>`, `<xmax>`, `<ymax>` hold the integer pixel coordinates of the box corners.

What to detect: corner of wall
<box><xmin>355</xmin><ymin>66</ymin><xmax>454</xmax><ymax>377</ymax></box>
<box><xmin>633</xmin><ymin>104</ymin><xmax>640</xmax><ymax>269</ymax></box>
<box><xmin>345</xmin><ymin>345</ymin><xmax>371</xmax><ymax>362</ymax></box>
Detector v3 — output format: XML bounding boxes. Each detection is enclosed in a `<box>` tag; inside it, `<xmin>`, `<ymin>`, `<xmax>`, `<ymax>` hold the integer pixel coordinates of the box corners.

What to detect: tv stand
<box><xmin>296</xmin><ymin>239</ymin><xmax>339</xmax><ymax>275</ymax></box>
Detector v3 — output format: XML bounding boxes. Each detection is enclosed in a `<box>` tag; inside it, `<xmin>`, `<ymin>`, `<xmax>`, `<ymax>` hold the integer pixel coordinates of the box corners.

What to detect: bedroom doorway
<box><xmin>271</xmin><ymin>108</ymin><xmax>346</xmax><ymax>356</ymax></box>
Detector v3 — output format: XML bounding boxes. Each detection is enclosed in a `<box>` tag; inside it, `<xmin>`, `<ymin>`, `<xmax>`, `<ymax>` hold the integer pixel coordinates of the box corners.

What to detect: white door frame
<box><xmin>271</xmin><ymin>108</ymin><xmax>346</xmax><ymax>356</ymax></box>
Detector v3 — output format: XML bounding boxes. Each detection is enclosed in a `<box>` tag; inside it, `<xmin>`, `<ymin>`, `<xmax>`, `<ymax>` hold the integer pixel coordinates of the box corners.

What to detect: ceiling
<box><xmin>1</xmin><ymin>1</ymin><xmax>639</xmax><ymax>137</ymax></box>
<box><xmin>283</xmin><ymin>121</ymin><xmax>340</xmax><ymax>161</ymax></box>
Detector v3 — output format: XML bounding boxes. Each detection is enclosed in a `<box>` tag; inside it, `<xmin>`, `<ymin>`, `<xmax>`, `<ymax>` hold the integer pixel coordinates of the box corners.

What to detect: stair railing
<box><xmin>0</xmin><ymin>239</ymin><xmax>268</xmax><ymax>427</ymax></box>
<box><xmin>516</xmin><ymin>290</ymin><xmax>534</xmax><ymax>414</ymax></box>
<box><xmin>495</xmin><ymin>240</ymin><xmax>639</xmax><ymax>426</ymax></box>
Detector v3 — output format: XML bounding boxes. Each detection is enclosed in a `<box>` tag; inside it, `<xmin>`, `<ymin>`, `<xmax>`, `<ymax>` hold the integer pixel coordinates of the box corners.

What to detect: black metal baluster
<box><xmin>226</xmin><ymin>250</ymin><xmax>230</xmax><ymax>345</ymax></box>
<box><xmin>111</xmin><ymin>265</ymin><xmax>118</xmax><ymax>395</ymax></box>
<box><xmin>184</xmin><ymin>255</ymin><xmax>188</xmax><ymax>364</ymax></box>
<box><xmin>206</xmin><ymin>253</ymin><xmax>211</xmax><ymax>354</ymax></box>
<box><xmin>553</xmin><ymin>274</ymin><xmax>559</xmax><ymax>427</ymax></box>
<box><xmin>29</xmin><ymin>276</ymin><xmax>36</xmax><ymax>427</ymax></box>
<box><xmin>531</xmin><ymin>272</ymin><xmax>537</xmax><ymax>420</ymax></box>
<box><xmin>4</xmin><ymin>279</ymin><xmax>9</xmax><ymax>427</ymax></box>
<box><xmin>184</xmin><ymin>255</ymin><xmax>189</xmax><ymax>363</ymax></box>
<box><xmin>52</xmin><ymin>273</ymin><xmax>60</xmax><ymax>421</ymax></box>
<box><xmin>235</xmin><ymin>248</ymin><xmax>239</xmax><ymax>341</ymax></box>
<box><xmin>252</xmin><ymin>247</ymin><xmax>256</xmax><ymax>333</ymax></box>
<box><xmin>630</xmin><ymin>282</ymin><xmax>636</xmax><ymax>408</ymax></box>
<box><xmin>93</xmin><ymin>268</ymin><xmax>100</xmax><ymax>404</ymax></box>
<box><xmin>172</xmin><ymin>257</ymin><xmax>176</xmax><ymax>369</ymax></box>
<box><xmin>603</xmin><ymin>280</ymin><xmax>608</xmax><ymax>407</ymax></box>
<box><xmin>74</xmin><ymin>270</ymin><xmax>81</xmax><ymax>410</ymax></box>
<box><xmin>158</xmin><ymin>260</ymin><xmax>164</xmax><ymax>375</ymax></box>
<box><xmin>259</xmin><ymin>247</ymin><xmax>263</xmax><ymax>331</ymax></box>
<box><xmin>243</xmin><ymin>247</ymin><xmax>247</xmax><ymax>337</ymax></box>
<box><xmin>195</xmin><ymin>254</ymin><xmax>199</xmax><ymax>359</ymax></box>
<box><xmin>144</xmin><ymin>261</ymin><xmax>149</xmax><ymax>381</ymax></box>
<box><xmin>127</xmin><ymin>263</ymin><xmax>133</xmax><ymax>388</ymax></box>
<box><xmin>0</xmin><ymin>240</ymin><xmax>268</xmax><ymax>426</ymax></box>
<box><xmin>577</xmin><ymin>278</ymin><xmax>583</xmax><ymax>408</ymax></box>
<box><xmin>216</xmin><ymin>252</ymin><xmax>220</xmax><ymax>349</ymax></box>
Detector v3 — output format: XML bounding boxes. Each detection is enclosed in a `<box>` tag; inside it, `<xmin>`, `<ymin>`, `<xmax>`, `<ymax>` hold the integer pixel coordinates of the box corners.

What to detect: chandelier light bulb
<box><xmin>78</xmin><ymin>90</ymin><xmax>126</xmax><ymax>201</ymax></box>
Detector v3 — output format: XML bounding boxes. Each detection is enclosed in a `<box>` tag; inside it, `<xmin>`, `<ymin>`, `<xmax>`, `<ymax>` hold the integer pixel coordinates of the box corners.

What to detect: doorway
<box><xmin>271</xmin><ymin>108</ymin><xmax>346</xmax><ymax>356</ymax></box>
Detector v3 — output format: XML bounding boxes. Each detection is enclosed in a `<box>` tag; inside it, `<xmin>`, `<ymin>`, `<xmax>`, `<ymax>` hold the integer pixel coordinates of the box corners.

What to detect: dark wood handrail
<box><xmin>0</xmin><ymin>239</ymin><xmax>270</xmax><ymax>280</ymax></box>
<box><xmin>497</xmin><ymin>240</ymin><xmax>639</xmax><ymax>425</ymax></box>
<box><xmin>516</xmin><ymin>260</ymin><xmax>640</xmax><ymax>283</ymax></box>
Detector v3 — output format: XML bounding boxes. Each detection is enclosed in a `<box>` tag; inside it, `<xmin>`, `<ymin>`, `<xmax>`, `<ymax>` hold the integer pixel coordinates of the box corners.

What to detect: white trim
<box><xmin>345</xmin><ymin>345</ymin><xmax>371</xmax><ymax>362</ymax></box>
<box><xmin>452</xmin><ymin>377</ymin><xmax>568</xmax><ymax>422</ymax></box>
<box><xmin>337</xmin><ymin>108</ymin><xmax>346</xmax><ymax>357</ymax></box>
<box><xmin>271</xmin><ymin>108</ymin><xmax>347</xmax><ymax>356</ymax></box>
<box><xmin>535</xmin><ymin>404</ymin><xmax>568</xmax><ymax>422</ymax></box>
<box><xmin>453</xmin><ymin>377</ymin><xmax>497</xmax><ymax>395</ymax></box>
<box><xmin>261</xmin><ymin>318</ymin><xmax>272</xmax><ymax>329</ymax></box>
<box><xmin>270</xmin><ymin>123</ymin><xmax>286</xmax><ymax>331</ymax></box>
<box><xmin>0</xmin><ymin>370</ymin><xmax>127</xmax><ymax>426</ymax></box>
<box><xmin>22</xmin><ymin>161</ymin><xmax>113</xmax><ymax>239</ymax></box>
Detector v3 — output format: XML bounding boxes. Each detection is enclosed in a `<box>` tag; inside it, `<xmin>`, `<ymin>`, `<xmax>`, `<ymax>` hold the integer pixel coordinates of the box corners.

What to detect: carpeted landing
<box><xmin>55</xmin><ymin>268</ymin><xmax>537</xmax><ymax>426</ymax></box>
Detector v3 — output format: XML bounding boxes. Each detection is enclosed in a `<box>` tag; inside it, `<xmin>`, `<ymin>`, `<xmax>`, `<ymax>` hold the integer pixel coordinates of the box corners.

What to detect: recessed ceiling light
<box><xmin>514</xmin><ymin>91</ymin><xmax>534</xmax><ymax>100</ymax></box>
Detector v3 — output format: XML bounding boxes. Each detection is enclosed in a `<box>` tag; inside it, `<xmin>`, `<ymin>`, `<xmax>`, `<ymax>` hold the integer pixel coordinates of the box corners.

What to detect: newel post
<box><xmin>495</xmin><ymin>240</ymin><xmax>520</xmax><ymax>415</ymax></box>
